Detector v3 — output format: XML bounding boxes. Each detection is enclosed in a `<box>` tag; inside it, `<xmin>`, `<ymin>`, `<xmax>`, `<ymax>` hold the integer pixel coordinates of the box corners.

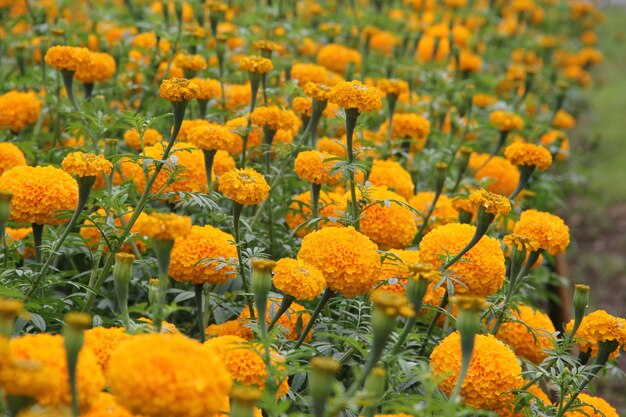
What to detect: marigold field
<box><xmin>0</xmin><ymin>1</ymin><xmax>624</xmax><ymax>417</ymax></box>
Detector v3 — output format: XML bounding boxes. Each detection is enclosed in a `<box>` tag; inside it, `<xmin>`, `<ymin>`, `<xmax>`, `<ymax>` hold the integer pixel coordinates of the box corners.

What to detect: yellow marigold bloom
<box><xmin>540</xmin><ymin>130</ymin><xmax>570</xmax><ymax>161</ymax></box>
<box><xmin>16</xmin><ymin>405</ymin><xmax>71</xmax><ymax>417</ymax></box>
<box><xmin>469</xmin><ymin>188</ymin><xmax>512</xmax><ymax>215</ymax></box>
<box><xmin>0</xmin><ymin>91</ymin><xmax>42</xmax><ymax>132</ymax></box>
<box><xmin>80</xmin><ymin>392</ymin><xmax>137</xmax><ymax>417</ymax></box>
<box><xmin>0</xmin><ymin>166</ymin><xmax>78</xmax><ymax>225</ymax></box>
<box><xmin>239</xmin><ymin>55</ymin><xmax>273</xmax><ymax>74</ymax></box>
<box><xmin>459</xmin><ymin>50</ymin><xmax>483</xmax><ymax>72</ymax></box>
<box><xmin>503</xmin><ymin>233</ymin><xmax>540</xmax><ymax>253</ymax></box>
<box><xmin>44</xmin><ymin>45</ymin><xmax>90</xmax><ymax>72</ymax></box>
<box><xmin>316</xmin><ymin>44</ymin><xmax>361</xmax><ymax>74</ymax></box>
<box><xmin>108</xmin><ymin>334</ymin><xmax>232</xmax><ymax>417</ymax></box>
<box><xmin>285</xmin><ymin>191</ymin><xmax>343</xmax><ymax>237</ymax></box>
<box><xmin>504</xmin><ymin>142</ymin><xmax>553</xmax><ymax>171</ymax></box>
<box><xmin>420</xmin><ymin>223</ymin><xmax>505</xmax><ymax>297</ymax></box>
<box><xmin>0</xmin><ymin>334</ymin><xmax>104</xmax><ymax>409</ymax></box>
<box><xmin>252</xmin><ymin>39</ymin><xmax>282</xmax><ymax>54</ymax></box>
<box><xmin>379</xmin><ymin>113</ymin><xmax>431</xmax><ymax>151</ymax></box>
<box><xmin>377</xmin><ymin>79</ymin><xmax>409</xmax><ymax>96</ymax></box>
<box><xmin>513</xmin><ymin>209</ymin><xmax>570</xmax><ymax>255</ymax></box>
<box><xmin>174</xmin><ymin>53</ymin><xmax>207</xmax><ymax>71</ymax></box>
<box><xmin>159</xmin><ymin>78</ymin><xmax>199</xmax><ymax>102</ymax></box>
<box><xmin>298</xmin><ymin>226</ymin><xmax>381</xmax><ymax>297</ymax></box>
<box><xmin>350</xmin><ymin>186</ymin><xmax>417</xmax><ymax>250</ymax></box>
<box><xmin>204</xmin><ymin>336</ymin><xmax>289</xmax><ymax>398</ymax></box>
<box><xmin>473</xmin><ymin>94</ymin><xmax>498</xmax><ymax>108</ymax></box>
<box><xmin>206</xmin><ymin>319</ymin><xmax>253</xmax><ymax>340</ymax></box>
<box><xmin>303</xmin><ymin>82</ymin><xmax>333</xmax><ymax>102</ymax></box>
<box><xmin>369</xmin><ymin>31</ymin><xmax>399</xmax><ymax>56</ymax></box>
<box><xmin>329</xmin><ymin>80</ymin><xmax>382</xmax><ymax>113</ymax></box>
<box><xmin>224</xmin><ymin>117</ymin><xmax>262</xmax><ymax>155</ymax></box>
<box><xmin>0</xmin><ymin>142</ymin><xmax>26</xmax><ymax>175</ymax></box>
<box><xmin>168</xmin><ymin>225</ymin><xmax>237</xmax><ymax>285</ymax></box>
<box><xmin>493</xmin><ymin>305</ymin><xmax>556</xmax><ymax>364</ymax></box>
<box><xmin>489</xmin><ymin>110</ymin><xmax>524</xmax><ymax>132</ymax></box>
<box><xmin>218</xmin><ymin>168</ymin><xmax>270</xmax><ymax>206</ymax></box>
<box><xmin>239</xmin><ymin>298</ymin><xmax>311</xmax><ymax>341</ymax></box>
<box><xmin>61</xmin><ymin>152</ymin><xmax>113</xmax><ymax>177</ymax></box>
<box><xmin>552</xmin><ymin>109</ymin><xmax>576</xmax><ymax>129</ymax></box>
<box><xmin>409</xmin><ymin>192</ymin><xmax>459</xmax><ymax>232</ymax></box>
<box><xmin>292</xmin><ymin>96</ymin><xmax>313</xmax><ymax>116</ymax></box>
<box><xmin>123</xmin><ymin>128</ymin><xmax>163</xmax><ymax>150</ymax></box>
<box><xmin>190</xmin><ymin>78</ymin><xmax>222</xmax><ymax>100</ymax></box>
<box><xmin>291</xmin><ymin>64</ymin><xmax>330</xmax><ymax>86</ymax></box>
<box><xmin>83</xmin><ymin>327</ymin><xmax>132</xmax><ymax>374</ymax></box>
<box><xmin>187</xmin><ymin>123</ymin><xmax>234</xmax><ymax>151</ymax></box>
<box><xmin>430</xmin><ymin>332</ymin><xmax>522</xmax><ymax>412</ymax></box>
<box><xmin>368</xmin><ymin>160</ymin><xmax>414</xmax><ymax>200</ymax></box>
<box><xmin>224</xmin><ymin>83</ymin><xmax>253</xmax><ymax>110</ymax></box>
<box><xmin>251</xmin><ymin>106</ymin><xmax>300</xmax><ymax>132</ymax></box>
<box><xmin>177</xmin><ymin>119</ymin><xmax>211</xmax><ymax>140</ymax></box>
<box><xmin>316</xmin><ymin>137</ymin><xmax>346</xmax><ymax>157</ymax></box>
<box><xmin>272</xmin><ymin>257</ymin><xmax>326</xmax><ymax>300</ymax></box>
<box><xmin>565</xmin><ymin>310</ymin><xmax>626</xmax><ymax>360</ymax></box>
<box><xmin>74</xmin><ymin>52</ymin><xmax>116</xmax><ymax>83</ymax></box>
<box><xmin>564</xmin><ymin>394</ymin><xmax>619</xmax><ymax>417</ymax></box>
<box><xmin>135</xmin><ymin>212</ymin><xmax>192</xmax><ymax>241</ymax></box>
<box><xmin>469</xmin><ymin>154</ymin><xmax>520</xmax><ymax>196</ymax></box>
<box><xmin>294</xmin><ymin>150</ymin><xmax>338</xmax><ymax>185</ymax></box>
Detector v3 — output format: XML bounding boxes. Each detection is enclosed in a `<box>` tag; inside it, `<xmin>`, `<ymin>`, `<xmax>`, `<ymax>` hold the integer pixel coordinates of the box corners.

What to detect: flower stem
<box><xmin>233</xmin><ymin>202</ymin><xmax>255</xmax><ymax>320</ymax></box>
<box><xmin>267</xmin><ymin>295</ymin><xmax>294</xmax><ymax>330</ymax></box>
<box><xmin>294</xmin><ymin>288</ymin><xmax>333</xmax><ymax>348</ymax></box>
<box><xmin>345</xmin><ymin>108</ymin><xmax>361</xmax><ymax>230</ymax></box>
<box><xmin>203</xmin><ymin>149</ymin><xmax>217</xmax><ymax>191</ymax></box>
<box><xmin>194</xmin><ymin>283</ymin><xmax>205</xmax><ymax>342</ymax></box>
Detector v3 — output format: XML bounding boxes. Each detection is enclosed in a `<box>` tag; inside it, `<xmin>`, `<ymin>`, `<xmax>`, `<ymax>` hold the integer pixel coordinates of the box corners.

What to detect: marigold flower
<box><xmin>174</xmin><ymin>53</ymin><xmax>207</xmax><ymax>71</ymax></box>
<box><xmin>83</xmin><ymin>327</ymin><xmax>132</xmax><ymax>374</ymax></box>
<box><xmin>430</xmin><ymin>332</ymin><xmax>522</xmax><ymax>411</ymax></box>
<box><xmin>218</xmin><ymin>168</ymin><xmax>270</xmax><ymax>206</ymax></box>
<box><xmin>504</xmin><ymin>142</ymin><xmax>553</xmax><ymax>171</ymax></box>
<box><xmin>351</xmin><ymin>186</ymin><xmax>417</xmax><ymax>250</ymax></box>
<box><xmin>502</xmin><ymin>233</ymin><xmax>540</xmax><ymax>253</ymax></box>
<box><xmin>80</xmin><ymin>392</ymin><xmax>136</xmax><ymax>417</ymax></box>
<box><xmin>239</xmin><ymin>55</ymin><xmax>273</xmax><ymax>74</ymax></box>
<box><xmin>292</xmin><ymin>96</ymin><xmax>313</xmax><ymax>116</ymax></box>
<box><xmin>224</xmin><ymin>83</ymin><xmax>252</xmax><ymax>111</ymax></box>
<box><xmin>377</xmin><ymin>79</ymin><xmax>409</xmax><ymax>96</ymax></box>
<box><xmin>540</xmin><ymin>130</ymin><xmax>570</xmax><ymax>160</ymax></box>
<box><xmin>298</xmin><ymin>226</ymin><xmax>381</xmax><ymax>297</ymax></box>
<box><xmin>316</xmin><ymin>137</ymin><xmax>346</xmax><ymax>157</ymax></box>
<box><xmin>469</xmin><ymin>154</ymin><xmax>520</xmax><ymax>196</ymax></box>
<box><xmin>187</xmin><ymin>123</ymin><xmax>234</xmax><ymax>151</ymax></box>
<box><xmin>513</xmin><ymin>209</ymin><xmax>570</xmax><ymax>255</ymax></box>
<box><xmin>294</xmin><ymin>150</ymin><xmax>338</xmax><ymax>185</ymax></box>
<box><xmin>565</xmin><ymin>310</ymin><xmax>626</xmax><ymax>360</ymax></box>
<box><xmin>564</xmin><ymin>394</ymin><xmax>619</xmax><ymax>417</ymax></box>
<box><xmin>489</xmin><ymin>110</ymin><xmax>524</xmax><ymax>132</ymax></box>
<box><xmin>473</xmin><ymin>94</ymin><xmax>498</xmax><ymax>108</ymax></box>
<box><xmin>190</xmin><ymin>78</ymin><xmax>222</xmax><ymax>100</ymax></box>
<box><xmin>134</xmin><ymin>212</ymin><xmax>192</xmax><ymax>241</ymax></box>
<box><xmin>378</xmin><ymin>113</ymin><xmax>431</xmax><ymax>151</ymax></box>
<box><xmin>316</xmin><ymin>44</ymin><xmax>361</xmax><ymax>74</ymax></box>
<box><xmin>0</xmin><ymin>166</ymin><xmax>78</xmax><ymax>225</ymax></box>
<box><xmin>285</xmin><ymin>191</ymin><xmax>343</xmax><ymax>237</ymax></box>
<box><xmin>329</xmin><ymin>80</ymin><xmax>382</xmax><ymax>113</ymax></box>
<box><xmin>0</xmin><ymin>334</ymin><xmax>104</xmax><ymax>409</ymax></box>
<box><xmin>303</xmin><ymin>82</ymin><xmax>333</xmax><ymax>102</ymax></box>
<box><xmin>251</xmin><ymin>106</ymin><xmax>300</xmax><ymax>132</ymax></box>
<box><xmin>469</xmin><ymin>188</ymin><xmax>512</xmax><ymax>215</ymax></box>
<box><xmin>368</xmin><ymin>160</ymin><xmax>414</xmax><ymax>200</ymax></box>
<box><xmin>44</xmin><ymin>45</ymin><xmax>90</xmax><ymax>72</ymax></box>
<box><xmin>552</xmin><ymin>109</ymin><xmax>576</xmax><ymax>129</ymax></box>
<box><xmin>74</xmin><ymin>52</ymin><xmax>116</xmax><ymax>83</ymax></box>
<box><xmin>239</xmin><ymin>298</ymin><xmax>312</xmax><ymax>341</ymax></box>
<box><xmin>206</xmin><ymin>319</ymin><xmax>253</xmax><ymax>340</ymax></box>
<box><xmin>409</xmin><ymin>192</ymin><xmax>459</xmax><ymax>231</ymax></box>
<box><xmin>0</xmin><ymin>142</ymin><xmax>27</xmax><ymax>175</ymax></box>
<box><xmin>168</xmin><ymin>225</ymin><xmax>237</xmax><ymax>285</ymax></box>
<box><xmin>272</xmin><ymin>258</ymin><xmax>326</xmax><ymax>300</ymax></box>
<box><xmin>420</xmin><ymin>223</ymin><xmax>505</xmax><ymax>297</ymax></box>
<box><xmin>291</xmin><ymin>63</ymin><xmax>330</xmax><ymax>85</ymax></box>
<box><xmin>0</xmin><ymin>91</ymin><xmax>42</xmax><ymax>132</ymax></box>
<box><xmin>61</xmin><ymin>152</ymin><xmax>113</xmax><ymax>177</ymax></box>
<box><xmin>108</xmin><ymin>334</ymin><xmax>232</xmax><ymax>417</ymax></box>
<box><xmin>16</xmin><ymin>405</ymin><xmax>71</xmax><ymax>417</ymax></box>
<box><xmin>493</xmin><ymin>305</ymin><xmax>556</xmax><ymax>363</ymax></box>
<box><xmin>204</xmin><ymin>336</ymin><xmax>289</xmax><ymax>397</ymax></box>
<box><xmin>159</xmin><ymin>78</ymin><xmax>199</xmax><ymax>102</ymax></box>
<box><xmin>123</xmin><ymin>128</ymin><xmax>163</xmax><ymax>150</ymax></box>
<box><xmin>371</xmin><ymin>290</ymin><xmax>415</xmax><ymax>318</ymax></box>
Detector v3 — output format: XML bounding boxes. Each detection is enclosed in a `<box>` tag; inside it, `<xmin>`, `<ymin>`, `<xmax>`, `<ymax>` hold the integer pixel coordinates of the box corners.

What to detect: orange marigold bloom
<box><xmin>298</xmin><ymin>226</ymin><xmax>381</xmax><ymax>297</ymax></box>
<box><xmin>473</xmin><ymin>94</ymin><xmax>498</xmax><ymax>108</ymax></box>
<box><xmin>565</xmin><ymin>310</ymin><xmax>626</xmax><ymax>360</ymax></box>
<box><xmin>44</xmin><ymin>45</ymin><xmax>90</xmax><ymax>72</ymax></box>
<box><xmin>218</xmin><ymin>168</ymin><xmax>270</xmax><ymax>206</ymax></box>
<box><xmin>540</xmin><ymin>130</ymin><xmax>570</xmax><ymax>161</ymax></box>
<box><xmin>469</xmin><ymin>154</ymin><xmax>520</xmax><ymax>196</ymax></box>
<box><xmin>206</xmin><ymin>319</ymin><xmax>253</xmax><ymax>340</ymax></box>
<box><xmin>0</xmin><ymin>142</ymin><xmax>26</xmax><ymax>175</ymax></box>
<box><xmin>0</xmin><ymin>334</ymin><xmax>104</xmax><ymax>409</ymax></box>
<box><xmin>74</xmin><ymin>52</ymin><xmax>116</xmax><ymax>83</ymax></box>
<box><xmin>430</xmin><ymin>332</ymin><xmax>522</xmax><ymax>412</ymax></box>
<box><xmin>239</xmin><ymin>298</ymin><xmax>312</xmax><ymax>341</ymax></box>
<box><xmin>469</xmin><ymin>188</ymin><xmax>512</xmax><ymax>215</ymax></box>
<box><xmin>316</xmin><ymin>137</ymin><xmax>346</xmax><ymax>157</ymax></box>
<box><xmin>377</xmin><ymin>78</ymin><xmax>409</xmax><ymax>96</ymax></box>
<box><xmin>83</xmin><ymin>327</ymin><xmax>132</xmax><ymax>374</ymax></box>
<box><xmin>134</xmin><ymin>212</ymin><xmax>192</xmax><ymax>241</ymax></box>
<box><xmin>504</xmin><ymin>142</ymin><xmax>553</xmax><ymax>171</ymax></box>
<box><xmin>159</xmin><ymin>78</ymin><xmax>199</xmax><ymax>102</ymax></box>
<box><xmin>61</xmin><ymin>152</ymin><xmax>113</xmax><ymax>177</ymax></box>
<box><xmin>224</xmin><ymin>83</ymin><xmax>252</xmax><ymax>111</ymax></box>
<box><xmin>0</xmin><ymin>166</ymin><xmax>78</xmax><ymax>225</ymax></box>
<box><xmin>379</xmin><ymin>113</ymin><xmax>431</xmax><ymax>151</ymax></box>
<box><xmin>420</xmin><ymin>223</ymin><xmax>505</xmax><ymax>297</ymax></box>
<box><xmin>303</xmin><ymin>82</ymin><xmax>333</xmax><ymax>102</ymax></box>
<box><xmin>225</xmin><ymin>117</ymin><xmax>262</xmax><ymax>155</ymax></box>
<box><xmin>204</xmin><ymin>336</ymin><xmax>289</xmax><ymax>397</ymax></box>
<box><xmin>80</xmin><ymin>392</ymin><xmax>137</xmax><ymax>417</ymax></box>
<box><xmin>187</xmin><ymin>123</ymin><xmax>234</xmax><ymax>151</ymax></box>
<box><xmin>493</xmin><ymin>305</ymin><xmax>556</xmax><ymax>364</ymax></box>
<box><xmin>285</xmin><ymin>190</ymin><xmax>343</xmax><ymax>237</ymax></box>
<box><xmin>294</xmin><ymin>150</ymin><xmax>338</xmax><ymax>185</ymax></box>
<box><xmin>239</xmin><ymin>55</ymin><xmax>273</xmax><ymax>74</ymax></box>
<box><xmin>291</xmin><ymin>63</ymin><xmax>330</xmax><ymax>86</ymax></box>
<box><xmin>409</xmin><ymin>192</ymin><xmax>459</xmax><ymax>231</ymax></box>
<box><xmin>174</xmin><ymin>53</ymin><xmax>207</xmax><ymax>71</ymax></box>
<box><xmin>513</xmin><ymin>209</ymin><xmax>570</xmax><ymax>255</ymax></box>
<box><xmin>272</xmin><ymin>257</ymin><xmax>326</xmax><ymax>300</ymax></box>
<box><xmin>292</xmin><ymin>97</ymin><xmax>313</xmax><ymax>116</ymax></box>
<box><xmin>489</xmin><ymin>110</ymin><xmax>524</xmax><ymax>132</ymax></box>
<box><xmin>564</xmin><ymin>394</ymin><xmax>619</xmax><ymax>417</ymax></box>
<box><xmin>0</xmin><ymin>91</ymin><xmax>42</xmax><ymax>132</ymax></box>
<box><xmin>316</xmin><ymin>44</ymin><xmax>361</xmax><ymax>74</ymax></box>
<box><xmin>251</xmin><ymin>106</ymin><xmax>300</xmax><ymax>132</ymax></box>
<box><xmin>178</xmin><ymin>119</ymin><xmax>211</xmax><ymax>141</ymax></box>
<box><xmin>108</xmin><ymin>334</ymin><xmax>232</xmax><ymax>417</ymax></box>
<box><xmin>123</xmin><ymin>128</ymin><xmax>163</xmax><ymax>150</ymax></box>
<box><xmin>190</xmin><ymin>78</ymin><xmax>222</xmax><ymax>101</ymax></box>
<box><xmin>329</xmin><ymin>80</ymin><xmax>382</xmax><ymax>113</ymax></box>
<box><xmin>368</xmin><ymin>160</ymin><xmax>414</xmax><ymax>199</ymax></box>
<box><xmin>552</xmin><ymin>109</ymin><xmax>576</xmax><ymax>129</ymax></box>
<box><xmin>351</xmin><ymin>186</ymin><xmax>417</xmax><ymax>250</ymax></box>
<box><xmin>169</xmin><ymin>225</ymin><xmax>237</xmax><ymax>285</ymax></box>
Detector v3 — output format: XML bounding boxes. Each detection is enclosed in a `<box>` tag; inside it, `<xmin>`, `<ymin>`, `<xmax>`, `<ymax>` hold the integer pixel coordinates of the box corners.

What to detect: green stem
<box><xmin>203</xmin><ymin>149</ymin><xmax>217</xmax><ymax>191</ymax></box>
<box><xmin>194</xmin><ymin>283</ymin><xmax>205</xmax><ymax>342</ymax></box>
<box><xmin>233</xmin><ymin>203</ymin><xmax>255</xmax><ymax>320</ymax></box>
<box><xmin>267</xmin><ymin>295</ymin><xmax>294</xmax><ymax>330</ymax></box>
<box><xmin>345</xmin><ymin>108</ymin><xmax>361</xmax><ymax>230</ymax></box>
<box><xmin>294</xmin><ymin>288</ymin><xmax>333</xmax><ymax>348</ymax></box>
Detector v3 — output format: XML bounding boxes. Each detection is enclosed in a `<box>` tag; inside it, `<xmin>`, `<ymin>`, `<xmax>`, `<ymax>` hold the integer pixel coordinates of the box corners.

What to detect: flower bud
<box><xmin>309</xmin><ymin>356</ymin><xmax>340</xmax><ymax>417</ymax></box>
<box><xmin>0</xmin><ymin>298</ymin><xmax>22</xmax><ymax>337</ymax></box>
<box><xmin>229</xmin><ymin>386</ymin><xmax>262</xmax><ymax>417</ymax></box>
<box><xmin>251</xmin><ymin>259</ymin><xmax>274</xmax><ymax>304</ymax></box>
<box><xmin>361</xmin><ymin>367</ymin><xmax>386</xmax><ymax>409</ymax></box>
<box><xmin>0</xmin><ymin>190</ymin><xmax>13</xmax><ymax>242</ymax></box>
<box><xmin>104</xmin><ymin>139</ymin><xmax>118</xmax><ymax>159</ymax></box>
<box><xmin>114</xmin><ymin>253</ymin><xmax>135</xmax><ymax>328</ymax></box>
<box><xmin>569</xmin><ymin>284</ymin><xmax>589</xmax><ymax>339</ymax></box>
<box><xmin>63</xmin><ymin>312</ymin><xmax>91</xmax><ymax>417</ymax></box>
<box><xmin>434</xmin><ymin>162</ymin><xmax>448</xmax><ymax>195</ymax></box>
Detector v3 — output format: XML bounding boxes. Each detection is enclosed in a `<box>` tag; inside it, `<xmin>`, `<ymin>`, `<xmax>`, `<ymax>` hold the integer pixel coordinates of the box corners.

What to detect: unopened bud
<box><xmin>310</xmin><ymin>357</ymin><xmax>340</xmax><ymax>417</ymax></box>
<box><xmin>230</xmin><ymin>386</ymin><xmax>261</xmax><ymax>417</ymax></box>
